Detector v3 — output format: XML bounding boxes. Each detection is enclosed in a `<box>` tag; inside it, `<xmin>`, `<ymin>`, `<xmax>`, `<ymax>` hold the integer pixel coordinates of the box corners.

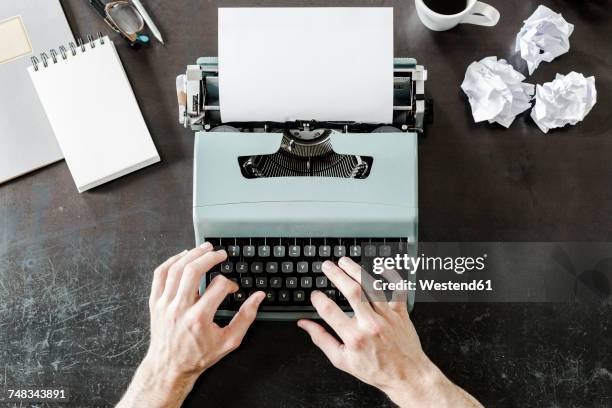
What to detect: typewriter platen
<box><xmin>178</xmin><ymin>57</ymin><xmax>431</xmax><ymax>320</ymax></box>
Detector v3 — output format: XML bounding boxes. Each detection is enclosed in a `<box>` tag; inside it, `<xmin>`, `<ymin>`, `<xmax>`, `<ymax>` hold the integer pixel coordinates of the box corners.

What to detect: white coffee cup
<box><xmin>415</xmin><ymin>0</ymin><xmax>500</xmax><ymax>31</ymax></box>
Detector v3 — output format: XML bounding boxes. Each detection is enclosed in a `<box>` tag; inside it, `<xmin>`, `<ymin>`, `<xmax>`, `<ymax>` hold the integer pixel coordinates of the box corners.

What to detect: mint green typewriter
<box><xmin>177</xmin><ymin>57</ymin><xmax>431</xmax><ymax>320</ymax></box>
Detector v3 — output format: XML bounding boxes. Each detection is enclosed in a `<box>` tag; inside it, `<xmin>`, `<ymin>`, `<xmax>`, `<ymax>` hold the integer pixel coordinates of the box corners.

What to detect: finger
<box><xmin>150</xmin><ymin>250</ymin><xmax>187</xmax><ymax>302</ymax></box>
<box><xmin>338</xmin><ymin>257</ymin><xmax>390</xmax><ymax>314</ymax></box>
<box><xmin>383</xmin><ymin>267</ymin><xmax>410</xmax><ymax>313</ymax></box>
<box><xmin>161</xmin><ymin>242</ymin><xmax>213</xmax><ymax>302</ymax></box>
<box><xmin>192</xmin><ymin>274</ymin><xmax>239</xmax><ymax>320</ymax></box>
<box><xmin>322</xmin><ymin>261</ymin><xmax>374</xmax><ymax>316</ymax></box>
<box><xmin>176</xmin><ymin>249</ymin><xmax>228</xmax><ymax>303</ymax></box>
<box><xmin>297</xmin><ymin>319</ymin><xmax>343</xmax><ymax>367</ymax></box>
<box><xmin>222</xmin><ymin>291</ymin><xmax>266</xmax><ymax>352</ymax></box>
<box><xmin>310</xmin><ymin>290</ymin><xmax>352</xmax><ymax>342</ymax></box>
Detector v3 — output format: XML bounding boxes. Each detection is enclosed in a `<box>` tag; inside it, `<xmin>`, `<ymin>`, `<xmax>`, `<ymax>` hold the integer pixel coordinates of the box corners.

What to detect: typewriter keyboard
<box><xmin>206</xmin><ymin>237</ymin><xmax>407</xmax><ymax>311</ymax></box>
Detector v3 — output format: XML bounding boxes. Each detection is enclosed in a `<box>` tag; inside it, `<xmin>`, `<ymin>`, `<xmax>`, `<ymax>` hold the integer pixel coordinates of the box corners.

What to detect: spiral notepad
<box><xmin>27</xmin><ymin>34</ymin><xmax>159</xmax><ymax>192</ymax></box>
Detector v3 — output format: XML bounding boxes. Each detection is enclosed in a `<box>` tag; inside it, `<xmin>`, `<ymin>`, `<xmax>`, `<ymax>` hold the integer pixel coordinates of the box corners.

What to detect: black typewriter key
<box><xmin>243</xmin><ymin>245</ymin><xmax>255</xmax><ymax>257</ymax></box>
<box><xmin>273</xmin><ymin>245</ymin><xmax>286</xmax><ymax>257</ymax></box>
<box><xmin>289</xmin><ymin>245</ymin><xmax>300</xmax><ymax>257</ymax></box>
<box><xmin>208</xmin><ymin>272</ymin><xmax>220</xmax><ymax>284</ymax></box>
<box><xmin>236</xmin><ymin>262</ymin><xmax>248</xmax><ymax>274</ymax></box>
<box><xmin>286</xmin><ymin>277</ymin><xmax>298</xmax><ymax>289</ymax></box>
<box><xmin>255</xmin><ymin>277</ymin><xmax>267</xmax><ymax>288</ymax></box>
<box><xmin>304</xmin><ymin>245</ymin><xmax>316</xmax><ymax>257</ymax></box>
<box><xmin>334</xmin><ymin>245</ymin><xmax>346</xmax><ymax>257</ymax></box>
<box><xmin>264</xmin><ymin>290</ymin><xmax>275</xmax><ymax>303</ymax></box>
<box><xmin>319</xmin><ymin>245</ymin><xmax>331</xmax><ymax>257</ymax></box>
<box><xmin>234</xmin><ymin>291</ymin><xmax>246</xmax><ymax>302</ymax></box>
<box><xmin>379</xmin><ymin>245</ymin><xmax>391</xmax><ymax>257</ymax></box>
<box><xmin>266</xmin><ymin>262</ymin><xmax>278</xmax><ymax>273</ymax></box>
<box><xmin>316</xmin><ymin>276</ymin><xmax>328</xmax><ymax>288</ymax></box>
<box><xmin>221</xmin><ymin>261</ymin><xmax>233</xmax><ymax>273</ymax></box>
<box><xmin>349</xmin><ymin>245</ymin><xmax>362</xmax><ymax>257</ymax></box>
<box><xmin>364</xmin><ymin>244</ymin><xmax>377</xmax><ymax>257</ymax></box>
<box><xmin>312</xmin><ymin>261</ymin><xmax>323</xmax><ymax>273</ymax></box>
<box><xmin>281</xmin><ymin>262</ymin><xmax>293</xmax><ymax>273</ymax></box>
<box><xmin>251</xmin><ymin>262</ymin><xmax>263</xmax><ymax>274</ymax></box>
<box><xmin>301</xmin><ymin>277</ymin><xmax>313</xmax><ymax>288</ymax></box>
<box><xmin>279</xmin><ymin>290</ymin><xmax>290</xmax><ymax>302</ymax></box>
<box><xmin>270</xmin><ymin>277</ymin><xmax>282</xmax><ymax>288</ymax></box>
<box><xmin>324</xmin><ymin>289</ymin><xmax>336</xmax><ymax>299</ymax></box>
<box><xmin>293</xmin><ymin>290</ymin><xmax>306</xmax><ymax>302</ymax></box>
<box><xmin>258</xmin><ymin>245</ymin><xmax>270</xmax><ymax>257</ymax></box>
<box><xmin>241</xmin><ymin>276</ymin><xmax>253</xmax><ymax>288</ymax></box>
<box><xmin>227</xmin><ymin>245</ymin><xmax>240</xmax><ymax>257</ymax></box>
<box><xmin>297</xmin><ymin>262</ymin><xmax>309</xmax><ymax>273</ymax></box>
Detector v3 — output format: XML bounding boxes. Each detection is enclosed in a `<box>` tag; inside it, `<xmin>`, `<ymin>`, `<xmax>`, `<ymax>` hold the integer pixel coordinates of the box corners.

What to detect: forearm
<box><xmin>116</xmin><ymin>358</ymin><xmax>196</xmax><ymax>408</ymax></box>
<box><xmin>383</xmin><ymin>363</ymin><xmax>483</xmax><ymax>408</ymax></box>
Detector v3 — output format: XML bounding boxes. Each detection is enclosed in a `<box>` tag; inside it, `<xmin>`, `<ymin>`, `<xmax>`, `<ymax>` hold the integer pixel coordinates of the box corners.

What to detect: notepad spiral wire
<box><xmin>30</xmin><ymin>32</ymin><xmax>106</xmax><ymax>71</ymax></box>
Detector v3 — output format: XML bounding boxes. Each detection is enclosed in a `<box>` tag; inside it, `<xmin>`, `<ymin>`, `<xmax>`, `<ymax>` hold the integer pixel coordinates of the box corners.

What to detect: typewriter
<box><xmin>178</xmin><ymin>57</ymin><xmax>430</xmax><ymax>320</ymax></box>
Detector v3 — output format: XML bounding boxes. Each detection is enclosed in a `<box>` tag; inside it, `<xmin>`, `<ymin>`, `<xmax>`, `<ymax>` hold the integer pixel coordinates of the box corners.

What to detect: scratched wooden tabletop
<box><xmin>1</xmin><ymin>0</ymin><xmax>611</xmax><ymax>407</ymax></box>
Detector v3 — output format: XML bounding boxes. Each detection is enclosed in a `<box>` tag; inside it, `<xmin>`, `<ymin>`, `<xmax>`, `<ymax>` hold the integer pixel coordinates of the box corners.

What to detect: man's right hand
<box><xmin>298</xmin><ymin>257</ymin><xmax>483</xmax><ymax>408</ymax></box>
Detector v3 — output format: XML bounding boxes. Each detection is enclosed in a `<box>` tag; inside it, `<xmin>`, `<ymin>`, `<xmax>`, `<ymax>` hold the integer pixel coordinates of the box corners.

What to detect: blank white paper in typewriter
<box><xmin>218</xmin><ymin>7</ymin><xmax>394</xmax><ymax>124</ymax></box>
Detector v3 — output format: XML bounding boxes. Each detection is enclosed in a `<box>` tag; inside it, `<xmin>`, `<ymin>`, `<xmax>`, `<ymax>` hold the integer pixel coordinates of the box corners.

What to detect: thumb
<box><xmin>298</xmin><ymin>319</ymin><xmax>343</xmax><ymax>367</ymax></box>
<box><xmin>222</xmin><ymin>291</ymin><xmax>265</xmax><ymax>352</ymax></box>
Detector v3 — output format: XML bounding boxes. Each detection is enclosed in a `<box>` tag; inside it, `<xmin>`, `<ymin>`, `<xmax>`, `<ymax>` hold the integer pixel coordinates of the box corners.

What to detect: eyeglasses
<box><xmin>89</xmin><ymin>0</ymin><xmax>150</xmax><ymax>45</ymax></box>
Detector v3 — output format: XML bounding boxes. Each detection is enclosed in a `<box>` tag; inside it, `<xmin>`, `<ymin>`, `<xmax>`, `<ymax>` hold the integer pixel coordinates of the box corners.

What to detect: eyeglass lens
<box><xmin>107</xmin><ymin>3</ymin><xmax>144</xmax><ymax>34</ymax></box>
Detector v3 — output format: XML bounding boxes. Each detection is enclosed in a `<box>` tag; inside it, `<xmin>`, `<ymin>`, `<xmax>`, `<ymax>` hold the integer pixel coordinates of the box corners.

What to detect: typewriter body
<box><xmin>179</xmin><ymin>57</ymin><xmax>430</xmax><ymax>320</ymax></box>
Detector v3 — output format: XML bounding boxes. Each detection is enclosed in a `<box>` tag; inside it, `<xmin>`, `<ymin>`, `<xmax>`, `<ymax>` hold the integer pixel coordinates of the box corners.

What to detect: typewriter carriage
<box><xmin>181</xmin><ymin>57</ymin><xmax>430</xmax><ymax>132</ymax></box>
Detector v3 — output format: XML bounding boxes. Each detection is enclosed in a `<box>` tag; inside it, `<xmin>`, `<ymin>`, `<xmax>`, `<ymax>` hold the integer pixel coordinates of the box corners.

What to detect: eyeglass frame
<box><xmin>88</xmin><ymin>0</ymin><xmax>149</xmax><ymax>45</ymax></box>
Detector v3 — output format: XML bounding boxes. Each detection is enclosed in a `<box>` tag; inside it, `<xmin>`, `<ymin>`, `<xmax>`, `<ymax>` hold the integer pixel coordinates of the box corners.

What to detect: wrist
<box><xmin>382</xmin><ymin>359</ymin><xmax>459</xmax><ymax>408</ymax></box>
<box><xmin>138</xmin><ymin>355</ymin><xmax>199</xmax><ymax>393</ymax></box>
<box><xmin>117</xmin><ymin>356</ymin><xmax>198</xmax><ymax>408</ymax></box>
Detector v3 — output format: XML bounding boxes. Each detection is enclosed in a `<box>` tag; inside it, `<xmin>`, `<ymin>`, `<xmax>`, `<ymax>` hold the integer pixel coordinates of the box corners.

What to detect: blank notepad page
<box><xmin>28</xmin><ymin>36</ymin><xmax>159</xmax><ymax>192</ymax></box>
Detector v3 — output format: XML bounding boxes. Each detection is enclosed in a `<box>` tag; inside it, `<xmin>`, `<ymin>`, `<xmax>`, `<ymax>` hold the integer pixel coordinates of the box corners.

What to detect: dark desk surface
<box><xmin>1</xmin><ymin>0</ymin><xmax>611</xmax><ymax>406</ymax></box>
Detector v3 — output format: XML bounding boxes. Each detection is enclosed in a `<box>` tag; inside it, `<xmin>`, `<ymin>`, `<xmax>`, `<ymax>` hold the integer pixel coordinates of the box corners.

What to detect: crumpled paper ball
<box><xmin>515</xmin><ymin>5</ymin><xmax>574</xmax><ymax>75</ymax></box>
<box><xmin>461</xmin><ymin>56</ymin><xmax>535</xmax><ymax>128</ymax></box>
<box><xmin>531</xmin><ymin>72</ymin><xmax>597</xmax><ymax>133</ymax></box>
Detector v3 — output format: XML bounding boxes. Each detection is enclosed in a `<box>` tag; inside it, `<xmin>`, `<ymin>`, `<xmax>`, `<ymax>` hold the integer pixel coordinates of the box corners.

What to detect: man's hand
<box><xmin>117</xmin><ymin>243</ymin><xmax>265</xmax><ymax>408</ymax></box>
<box><xmin>298</xmin><ymin>257</ymin><xmax>483</xmax><ymax>408</ymax></box>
